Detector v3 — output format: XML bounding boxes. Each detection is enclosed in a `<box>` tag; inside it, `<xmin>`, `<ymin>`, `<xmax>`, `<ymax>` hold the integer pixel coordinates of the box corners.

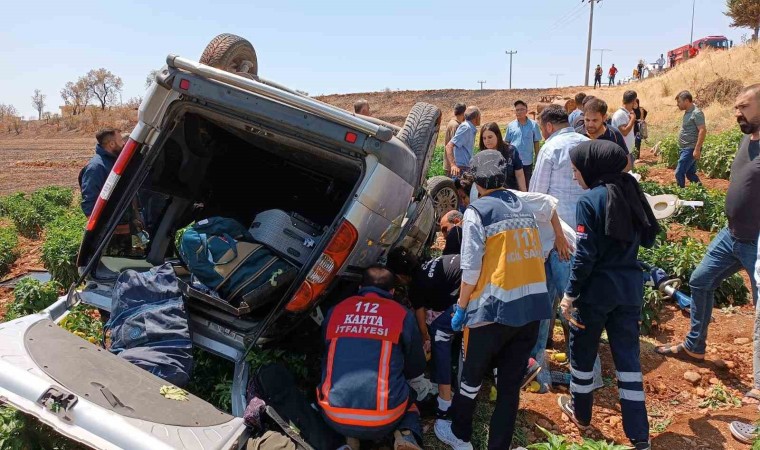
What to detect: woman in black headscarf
<box><xmin>556</xmin><ymin>140</ymin><xmax>658</xmax><ymax>450</ymax></box>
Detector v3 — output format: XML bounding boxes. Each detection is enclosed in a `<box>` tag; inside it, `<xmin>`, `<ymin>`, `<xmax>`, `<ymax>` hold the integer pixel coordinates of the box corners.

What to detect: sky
<box><xmin>0</xmin><ymin>0</ymin><xmax>745</xmax><ymax>118</ymax></box>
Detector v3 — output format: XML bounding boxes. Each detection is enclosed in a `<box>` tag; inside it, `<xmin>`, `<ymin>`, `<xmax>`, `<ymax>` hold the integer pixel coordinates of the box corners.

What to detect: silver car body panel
<box><xmin>341</xmin><ymin>155</ymin><xmax>414</xmax><ymax>269</ymax></box>
<box><xmin>0</xmin><ymin>301</ymin><xmax>248</xmax><ymax>450</ymax></box>
<box><xmin>166</xmin><ymin>55</ymin><xmax>394</xmax><ymax>142</ymax></box>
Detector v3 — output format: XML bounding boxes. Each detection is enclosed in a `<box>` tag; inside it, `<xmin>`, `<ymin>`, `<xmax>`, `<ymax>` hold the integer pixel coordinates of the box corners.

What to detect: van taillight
<box><xmin>286</xmin><ymin>220</ymin><xmax>358</xmax><ymax>313</ymax></box>
<box><xmin>86</xmin><ymin>138</ymin><xmax>140</xmax><ymax>232</ymax></box>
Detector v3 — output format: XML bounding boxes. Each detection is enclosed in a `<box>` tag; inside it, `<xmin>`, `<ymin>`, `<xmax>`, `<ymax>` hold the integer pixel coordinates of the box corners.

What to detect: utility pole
<box><xmin>583</xmin><ymin>0</ymin><xmax>601</xmax><ymax>86</ymax></box>
<box><xmin>550</xmin><ymin>73</ymin><xmax>564</xmax><ymax>88</ymax></box>
<box><xmin>689</xmin><ymin>0</ymin><xmax>696</xmax><ymax>47</ymax></box>
<box><xmin>477</xmin><ymin>80</ymin><xmax>487</xmax><ymax>90</ymax></box>
<box><xmin>593</xmin><ymin>48</ymin><xmax>612</xmax><ymax>69</ymax></box>
<box><xmin>505</xmin><ymin>50</ymin><xmax>517</xmax><ymax>89</ymax></box>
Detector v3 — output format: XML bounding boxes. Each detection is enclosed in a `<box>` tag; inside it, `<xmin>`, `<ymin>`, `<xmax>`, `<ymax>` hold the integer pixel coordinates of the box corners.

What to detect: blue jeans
<box><xmin>533</xmin><ymin>251</ymin><xmax>603</xmax><ymax>388</ymax></box>
<box><xmin>532</xmin><ymin>252</ymin><xmax>569</xmax><ymax>386</ymax></box>
<box><xmin>675</xmin><ymin>148</ymin><xmax>701</xmax><ymax>188</ymax></box>
<box><xmin>685</xmin><ymin>228</ymin><xmax>758</xmax><ymax>355</ymax></box>
<box><xmin>570</xmin><ymin>302</ymin><xmax>649</xmax><ymax>445</ymax></box>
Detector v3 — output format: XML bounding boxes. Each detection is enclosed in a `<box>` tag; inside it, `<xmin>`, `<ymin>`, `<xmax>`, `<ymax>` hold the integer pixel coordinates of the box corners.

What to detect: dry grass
<box><xmin>0</xmin><ymin>106</ymin><xmax>138</xmax><ymax>140</ymax></box>
<box><xmin>587</xmin><ymin>42</ymin><xmax>760</xmax><ymax>136</ymax></box>
<box><xmin>316</xmin><ymin>43</ymin><xmax>760</xmax><ymax>138</ymax></box>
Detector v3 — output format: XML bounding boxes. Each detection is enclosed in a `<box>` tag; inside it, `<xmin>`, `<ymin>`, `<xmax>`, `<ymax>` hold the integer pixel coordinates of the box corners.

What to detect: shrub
<box><xmin>528</xmin><ymin>425</ymin><xmax>633</xmax><ymax>449</ymax></box>
<box><xmin>0</xmin><ymin>188</ymin><xmax>73</xmax><ymax>239</ymax></box>
<box><xmin>641</xmin><ymin>287</ymin><xmax>663</xmax><ymax>335</ymax></box>
<box><xmin>658</xmin><ymin>127</ymin><xmax>743</xmax><ymax>180</ymax></box>
<box><xmin>639</xmin><ymin>235</ymin><xmax>749</xmax><ymax>307</ymax></box>
<box><xmin>41</xmin><ymin>210</ymin><xmax>86</xmax><ymax>287</ymax></box>
<box><xmin>0</xmin><ymin>193</ymin><xmax>44</xmax><ymax>238</ymax></box>
<box><xmin>4</xmin><ymin>278</ymin><xmax>61</xmax><ymax>321</ymax></box>
<box><xmin>700</xmin><ymin>127</ymin><xmax>743</xmax><ymax>179</ymax></box>
<box><xmin>634</xmin><ymin>164</ymin><xmax>649</xmax><ymax>181</ymax></box>
<box><xmin>0</xmin><ymin>405</ymin><xmax>83</xmax><ymax>449</ymax></box>
<box><xmin>187</xmin><ymin>349</ymin><xmax>234</xmax><ymax>413</ymax></box>
<box><xmin>0</xmin><ymin>406</ymin><xmax>25</xmax><ymax>450</ymax></box>
<box><xmin>30</xmin><ymin>186</ymin><xmax>73</xmax><ymax>209</ymax></box>
<box><xmin>658</xmin><ymin>135</ymin><xmax>680</xmax><ymax>169</ymax></box>
<box><xmin>0</xmin><ymin>223</ymin><xmax>19</xmax><ymax>277</ymax></box>
<box><xmin>427</xmin><ymin>145</ymin><xmax>446</xmax><ymax>178</ymax></box>
<box><xmin>59</xmin><ymin>305</ymin><xmax>103</xmax><ymax>343</ymax></box>
<box><xmin>30</xmin><ymin>187</ymin><xmax>73</xmax><ymax>228</ymax></box>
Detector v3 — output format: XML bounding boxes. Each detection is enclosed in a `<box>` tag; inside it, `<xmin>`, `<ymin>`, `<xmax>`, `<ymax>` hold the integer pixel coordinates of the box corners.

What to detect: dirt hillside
<box><xmin>316</xmin><ymin>87</ymin><xmax>578</xmax><ymax>126</ymax></box>
<box><xmin>316</xmin><ymin>42</ymin><xmax>760</xmax><ymax>134</ymax></box>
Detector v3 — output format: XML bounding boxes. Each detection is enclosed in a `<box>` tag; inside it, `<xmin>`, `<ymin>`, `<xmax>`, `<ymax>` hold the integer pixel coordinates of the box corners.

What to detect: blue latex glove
<box><xmin>451</xmin><ymin>305</ymin><xmax>467</xmax><ymax>331</ymax></box>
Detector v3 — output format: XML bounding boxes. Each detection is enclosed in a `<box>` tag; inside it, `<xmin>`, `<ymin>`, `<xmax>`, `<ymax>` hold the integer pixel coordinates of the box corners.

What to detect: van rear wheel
<box><xmin>398</xmin><ymin>102</ymin><xmax>442</xmax><ymax>188</ymax></box>
<box><xmin>427</xmin><ymin>176</ymin><xmax>458</xmax><ymax>221</ymax></box>
<box><xmin>200</xmin><ymin>33</ymin><xmax>258</xmax><ymax>77</ymax></box>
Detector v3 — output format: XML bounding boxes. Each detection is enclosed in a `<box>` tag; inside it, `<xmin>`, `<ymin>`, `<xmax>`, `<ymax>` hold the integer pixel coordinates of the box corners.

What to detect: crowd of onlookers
<box><xmin>307</xmin><ymin>84</ymin><xmax>760</xmax><ymax>449</ymax></box>
<box><xmin>75</xmin><ymin>81</ymin><xmax>759</xmax><ymax>449</ymax></box>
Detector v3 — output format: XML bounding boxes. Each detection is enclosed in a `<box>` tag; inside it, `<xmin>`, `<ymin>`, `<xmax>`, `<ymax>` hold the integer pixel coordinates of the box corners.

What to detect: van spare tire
<box><xmin>200</xmin><ymin>33</ymin><xmax>258</xmax><ymax>77</ymax></box>
<box><xmin>427</xmin><ymin>176</ymin><xmax>458</xmax><ymax>221</ymax></box>
<box><xmin>398</xmin><ymin>102</ymin><xmax>442</xmax><ymax>188</ymax></box>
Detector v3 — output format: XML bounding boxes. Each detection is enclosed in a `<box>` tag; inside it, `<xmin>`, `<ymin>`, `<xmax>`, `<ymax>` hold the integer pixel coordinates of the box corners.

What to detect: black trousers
<box><xmin>523</xmin><ymin>164</ymin><xmax>533</xmax><ymax>189</ymax></box>
<box><xmin>451</xmin><ymin>321</ymin><xmax>539</xmax><ymax>449</ymax></box>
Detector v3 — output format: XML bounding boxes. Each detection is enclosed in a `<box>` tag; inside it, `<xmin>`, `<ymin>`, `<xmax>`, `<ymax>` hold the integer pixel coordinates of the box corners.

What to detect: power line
<box><xmin>547</xmin><ymin>2</ymin><xmax>587</xmax><ymax>31</ymax></box>
<box><xmin>547</xmin><ymin>5</ymin><xmax>588</xmax><ymax>33</ymax></box>
<box><xmin>549</xmin><ymin>73</ymin><xmax>564</xmax><ymax>88</ymax></box>
<box><xmin>505</xmin><ymin>51</ymin><xmax>517</xmax><ymax>89</ymax></box>
<box><xmin>477</xmin><ymin>80</ymin><xmax>487</xmax><ymax>90</ymax></box>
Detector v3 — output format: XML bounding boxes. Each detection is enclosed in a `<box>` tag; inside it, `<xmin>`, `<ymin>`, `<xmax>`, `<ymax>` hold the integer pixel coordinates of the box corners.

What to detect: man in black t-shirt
<box><xmin>440</xmin><ymin>210</ymin><xmax>463</xmax><ymax>255</ymax></box>
<box><xmin>658</xmin><ymin>86</ymin><xmax>760</xmax><ymax>409</ymax></box>
<box><xmin>582</xmin><ymin>97</ymin><xmax>632</xmax><ymax>171</ymax></box>
<box><xmin>387</xmin><ymin>248</ymin><xmax>462</xmax><ymax>422</ymax></box>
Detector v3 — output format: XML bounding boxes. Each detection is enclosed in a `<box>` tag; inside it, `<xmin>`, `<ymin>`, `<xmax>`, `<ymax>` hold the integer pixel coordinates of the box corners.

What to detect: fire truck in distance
<box><xmin>667</xmin><ymin>35</ymin><xmax>732</xmax><ymax>67</ymax></box>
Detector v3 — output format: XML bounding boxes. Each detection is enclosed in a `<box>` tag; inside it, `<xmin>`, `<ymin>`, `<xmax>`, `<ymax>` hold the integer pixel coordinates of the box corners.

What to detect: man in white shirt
<box><xmin>656</xmin><ymin>54</ymin><xmax>666</xmax><ymax>72</ymax></box>
<box><xmin>529</xmin><ymin>105</ymin><xmax>589</xmax><ymax>229</ymax></box>
<box><xmin>529</xmin><ymin>105</ymin><xmax>603</xmax><ymax>391</ymax></box>
<box><xmin>611</xmin><ymin>90</ymin><xmax>638</xmax><ymax>155</ymax></box>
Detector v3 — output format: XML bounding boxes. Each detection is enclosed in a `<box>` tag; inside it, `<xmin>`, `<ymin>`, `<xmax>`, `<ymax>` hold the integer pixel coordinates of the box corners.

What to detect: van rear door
<box><xmin>0</xmin><ymin>303</ymin><xmax>248</xmax><ymax>450</ymax></box>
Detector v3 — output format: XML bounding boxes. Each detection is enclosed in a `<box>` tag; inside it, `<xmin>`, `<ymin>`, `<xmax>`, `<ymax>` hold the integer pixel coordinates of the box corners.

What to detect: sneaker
<box><xmin>520</xmin><ymin>358</ymin><xmax>541</xmax><ymax>390</ymax></box>
<box><xmin>729</xmin><ymin>421</ymin><xmax>759</xmax><ymax>444</ymax></box>
<box><xmin>435</xmin><ymin>406</ymin><xmax>450</xmax><ymax>420</ymax></box>
<box><xmin>632</xmin><ymin>440</ymin><xmax>652</xmax><ymax>450</ymax></box>
<box><xmin>557</xmin><ymin>395</ymin><xmax>589</xmax><ymax>429</ymax></box>
<box><xmin>434</xmin><ymin>420</ymin><xmax>473</xmax><ymax>450</ymax></box>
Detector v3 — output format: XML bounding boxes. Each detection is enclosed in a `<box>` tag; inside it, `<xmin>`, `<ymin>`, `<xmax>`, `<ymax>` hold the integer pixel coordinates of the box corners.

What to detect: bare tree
<box><xmin>145</xmin><ymin>69</ymin><xmax>160</xmax><ymax>89</ymax></box>
<box><xmin>12</xmin><ymin>117</ymin><xmax>22</xmax><ymax>135</ymax></box>
<box><xmin>125</xmin><ymin>96</ymin><xmax>143</xmax><ymax>109</ymax></box>
<box><xmin>86</xmin><ymin>68</ymin><xmax>124</xmax><ymax>110</ymax></box>
<box><xmin>60</xmin><ymin>77</ymin><xmax>91</xmax><ymax>115</ymax></box>
<box><xmin>725</xmin><ymin>0</ymin><xmax>760</xmax><ymax>41</ymax></box>
<box><xmin>31</xmin><ymin>89</ymin><xmax>46</xmax><ymax>120</ymax></box>
<box><xmin>0</xmin><ymin>103</ymin><xmax>18</xmax><ymax>121</ymax></box>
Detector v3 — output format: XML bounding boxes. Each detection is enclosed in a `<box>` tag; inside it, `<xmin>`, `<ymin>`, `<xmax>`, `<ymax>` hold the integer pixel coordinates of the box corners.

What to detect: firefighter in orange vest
<box><xmin>317</xmin><ymin>266</ymin><xmax>427</xmax><ymax>449</ymax></box>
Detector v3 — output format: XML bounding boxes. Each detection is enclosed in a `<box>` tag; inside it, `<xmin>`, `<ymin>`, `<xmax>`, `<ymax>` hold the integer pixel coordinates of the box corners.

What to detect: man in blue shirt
<box><xmin>506</xmin><ymin>100</ymin><xmax>542</xmax><ymax>186</ymax></box>
<box><xmin>446</xmin><ymin>107</ymin><xmax>480</xmax><ymax>177</ymax></box>
<box><xmin>80</xmin><ymin>128</ymin><xmax>124</xmax><ymax>216</ymax></box>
